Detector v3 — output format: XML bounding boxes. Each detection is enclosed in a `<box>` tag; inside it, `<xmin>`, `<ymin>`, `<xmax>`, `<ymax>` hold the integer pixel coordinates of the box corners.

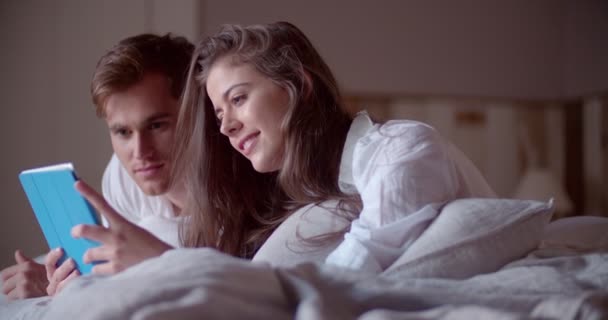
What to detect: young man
<box><xmin>0</xmin><ymin>33</ymin><xmax>194</xmax><ymax>299</ymax></box>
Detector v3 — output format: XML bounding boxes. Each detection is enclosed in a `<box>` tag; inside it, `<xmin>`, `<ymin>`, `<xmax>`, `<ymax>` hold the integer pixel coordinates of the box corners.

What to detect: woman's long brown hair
<box><xmin>172</xmin><ymin>21</ymin><xmax>361</xmax><ymax>258</ymax></box>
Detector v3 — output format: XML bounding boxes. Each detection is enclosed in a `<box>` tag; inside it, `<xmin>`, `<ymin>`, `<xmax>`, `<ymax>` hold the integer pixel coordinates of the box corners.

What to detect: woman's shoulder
<box><xmin>345</xmin><ymin>117</ymin><xmax>447</xmax><ymax>174</ymax></box>
<box><xmin>382</xmin><ymin>118</ymin><xmax>437</xmax><ymax>134</ymax></box>
<box><xmin>360</xmin><ymin>117</ymin><xmax>442</xmax><ymax>149</ymax></box>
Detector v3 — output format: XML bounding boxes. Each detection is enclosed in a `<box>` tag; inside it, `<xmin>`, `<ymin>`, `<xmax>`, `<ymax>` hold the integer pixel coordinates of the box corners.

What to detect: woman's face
<box><xmin>206</xmin><ymin>56</ymin><xmax>290</xmax><ymax>173</ymax></box>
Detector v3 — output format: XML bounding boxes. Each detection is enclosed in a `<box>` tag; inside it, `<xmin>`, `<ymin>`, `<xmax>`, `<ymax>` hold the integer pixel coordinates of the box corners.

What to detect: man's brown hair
<box><xmin>91</xmin><ymin>33</ymin><xmax>194</xmax><ymax>117</ymax></box>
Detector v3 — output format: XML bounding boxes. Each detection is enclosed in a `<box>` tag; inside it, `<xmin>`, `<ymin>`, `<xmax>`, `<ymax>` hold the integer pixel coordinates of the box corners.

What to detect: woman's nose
<box><xmin>220</xmin><ymin>116</ymin><xmax>242</xmax><ymax>136</ymax></box>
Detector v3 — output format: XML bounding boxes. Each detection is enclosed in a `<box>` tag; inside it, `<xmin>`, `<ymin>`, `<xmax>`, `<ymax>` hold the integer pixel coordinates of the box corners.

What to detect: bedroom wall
<box><xmin>584</xmin><ymin>97</ymin><xmax>608</xmax><ymax>216</ymax></box>
<box><xmin>203</xmin><ymin>0</ymin><xmax>567</xmax><ymax>100</ymax></box>
<box><xmin>564</xmin><ymin>1</ymin><xmax>608</xmax><ymax>97</ymax></box>
<box><xmin>202</xmin><ymin>0</ymin><xmax>608</xmax><ymax>97</ymax></box>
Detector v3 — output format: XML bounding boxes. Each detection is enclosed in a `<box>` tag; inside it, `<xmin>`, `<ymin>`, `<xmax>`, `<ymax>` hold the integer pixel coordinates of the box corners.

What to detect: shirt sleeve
<box><xmin>325</xmin><ymin>121</ymin><xmax>461</xmax><ymax>273</ymax></box>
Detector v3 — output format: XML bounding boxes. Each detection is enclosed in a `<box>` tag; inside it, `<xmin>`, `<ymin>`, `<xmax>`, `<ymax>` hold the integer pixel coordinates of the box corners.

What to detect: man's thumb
<box><xmin>15</xmin><ymin>250</ymin><xmax>31</xmax><ymax>264</ymax></box>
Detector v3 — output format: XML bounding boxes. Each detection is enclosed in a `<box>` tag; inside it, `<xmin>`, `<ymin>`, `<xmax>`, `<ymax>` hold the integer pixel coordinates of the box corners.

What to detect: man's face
<box><xmin>104</xmin><ymin>73</ymin><xmax>178</xmax><ymax>195</ymax></box>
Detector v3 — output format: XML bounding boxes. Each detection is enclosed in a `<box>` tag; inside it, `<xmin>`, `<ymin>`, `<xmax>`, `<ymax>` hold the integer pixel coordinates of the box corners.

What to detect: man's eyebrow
<box><xmin>109</xmin><ymin>123</ymin><xmax>126</xmax><ymax>132</ymax></box>
<box><xmin>145</xmin><ymin>112</ymin><xmax>173</xmax><ymax>123</ymax></box>
<box><xmin>108</xmin><ymin>112</ymin><xmax>174</xmax><ymax>131</ymax></box>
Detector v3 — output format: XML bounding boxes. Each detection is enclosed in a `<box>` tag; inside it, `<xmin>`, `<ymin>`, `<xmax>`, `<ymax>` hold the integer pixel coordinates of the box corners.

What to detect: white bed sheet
<box><xmin>1</xmin><ymin>248</ymin><xmax>606</xmax><ymax>319</ymax></box>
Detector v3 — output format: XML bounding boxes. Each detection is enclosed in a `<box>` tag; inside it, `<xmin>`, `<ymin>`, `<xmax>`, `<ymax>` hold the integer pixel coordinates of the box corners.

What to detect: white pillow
<box><xmin>540</xmin><ymin>215</ymin><xmax>608</xmax><ymax>251</ymax></box>
<box><xmin>383</xmin><ymin>198</ymin><xmax>554</xmax><ymax>279</ymax></box>
<box><xmin>252</xmin><ymin>201</ymin><xmax>350</xmax><ymax>267</ymax></box>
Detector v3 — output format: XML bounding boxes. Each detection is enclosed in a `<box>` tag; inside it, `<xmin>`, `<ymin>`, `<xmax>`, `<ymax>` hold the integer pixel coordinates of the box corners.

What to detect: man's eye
<box><xmin>114</xmin><ymin>129</ymin><xmax>131</xmax><ymax>137</ymax></box>
<box><xmin>149</xmin><ymin>122</ymin><xmax>166</xmax><ymax>130</ymax></box>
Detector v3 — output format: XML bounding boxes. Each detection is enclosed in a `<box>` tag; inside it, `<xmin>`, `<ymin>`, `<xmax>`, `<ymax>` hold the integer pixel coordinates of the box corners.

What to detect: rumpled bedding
<box><xmin>1</xmin><ymin>246</ymin><xmax>607</xmax><ymax>320</ymax></box>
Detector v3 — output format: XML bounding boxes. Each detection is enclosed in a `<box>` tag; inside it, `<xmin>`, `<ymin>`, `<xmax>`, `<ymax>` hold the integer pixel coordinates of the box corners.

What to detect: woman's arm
<box><xmin>326</xmin><ymin>121</ymin><xmax>461</xmax><ymax>272</ymax></box>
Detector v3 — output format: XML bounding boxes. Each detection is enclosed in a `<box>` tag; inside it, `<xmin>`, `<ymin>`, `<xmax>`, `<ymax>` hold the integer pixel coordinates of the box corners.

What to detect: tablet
<box><xmin>18</xmin><ymin>162</ymin><xmax>100</xmax><ymax>274</ymax></box>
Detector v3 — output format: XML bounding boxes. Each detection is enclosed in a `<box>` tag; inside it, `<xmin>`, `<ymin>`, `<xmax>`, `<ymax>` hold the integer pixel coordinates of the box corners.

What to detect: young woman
<box><xmin>172</xmin><ymin>21</ymin><xmax>495</xmax><ymax>272</ymax></box>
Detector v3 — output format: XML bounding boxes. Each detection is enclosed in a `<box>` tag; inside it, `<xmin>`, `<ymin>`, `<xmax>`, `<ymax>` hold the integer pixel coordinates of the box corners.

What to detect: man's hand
<box><xmin>72</xmin><ymin>180</ymin><xmax>172</xmax><ymax>275</ymax></box>
<box><xmin>0</xmin><ymin>250</ymin><xmax>48</xmax><ymax>299</ymax></box>
<box><xmin>44</xmin><ymin>248</ymin><xmax>79</xmax><ymax>296</ymax></box>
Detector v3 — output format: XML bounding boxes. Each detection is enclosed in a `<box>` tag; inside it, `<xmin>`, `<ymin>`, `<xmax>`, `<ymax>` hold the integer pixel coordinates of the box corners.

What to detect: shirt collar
<box><xmin>338</xmin><ymin>111</ymin><xmax>374</xmax><ymax>194</ymax></box>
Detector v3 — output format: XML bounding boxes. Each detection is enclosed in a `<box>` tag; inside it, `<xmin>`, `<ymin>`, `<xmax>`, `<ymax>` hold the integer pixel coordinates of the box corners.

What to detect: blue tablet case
<box><xmin>18</xmin><ymin>163</ymin><xmax>100</xmax><ymax>274</ymax></box>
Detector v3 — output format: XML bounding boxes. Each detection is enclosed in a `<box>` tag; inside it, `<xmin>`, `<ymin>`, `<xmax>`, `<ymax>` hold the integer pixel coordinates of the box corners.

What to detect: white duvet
<box><xmin>2</xmin><ymin>203</ymin><xmax>608</xmax><ymax>320</ymax></box>
<box><xmin>1</xmin><ymin>245</ymin><xmax>607</xmax><ymax>320</ymax></box>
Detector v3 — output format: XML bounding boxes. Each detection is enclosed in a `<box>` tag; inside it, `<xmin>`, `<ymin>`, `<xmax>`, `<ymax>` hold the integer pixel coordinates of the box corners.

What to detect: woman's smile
<box><xmin>238</xmin><ymin>132</ymin><xmax>260</xmax><ymax>156</ymax></box>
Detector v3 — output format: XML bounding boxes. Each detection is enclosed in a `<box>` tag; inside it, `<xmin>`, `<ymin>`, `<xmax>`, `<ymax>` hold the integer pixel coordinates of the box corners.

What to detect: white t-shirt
<box><xmin>101</xmin><ymin>154</ymin><xmax>183</xmax><ymax>248</ymax></box>
<box><xmin>326</xmin><ymin>112</ymin><xmax>496</xmax><ymax>272</ymax></box>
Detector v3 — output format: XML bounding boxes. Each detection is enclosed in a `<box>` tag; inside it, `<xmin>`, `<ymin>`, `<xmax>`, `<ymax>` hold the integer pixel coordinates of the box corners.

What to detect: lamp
<box><xmin>513</xmin><ymin>167</ymin><xmax>573</xmax><ymax>216</ymax></box>
<box><xmin>512</xmin><ymin>121</ymin><xmax>573</xmax><ymax>218</ymax></box>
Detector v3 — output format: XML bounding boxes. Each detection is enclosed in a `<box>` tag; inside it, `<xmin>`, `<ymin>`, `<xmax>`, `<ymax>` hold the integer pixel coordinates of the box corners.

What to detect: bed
<box><xmin>1</xmin><ymin>198</ymin><xmax>607</xmax><ymax>319</ymax></box>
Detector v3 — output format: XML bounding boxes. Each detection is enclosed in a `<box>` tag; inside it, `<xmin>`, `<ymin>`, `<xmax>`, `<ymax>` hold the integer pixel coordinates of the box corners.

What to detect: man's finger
<box><xmin>14</xmin><ymin>250</ymin><xmax>31</xmax><ymax>264</ymax></box>
<box><xmin>51</xmin><ymin>259</ymin><xmax>76</xmax><ymax>285</ymax></box>
<box><xmin>56</xmin><ymin>269</ymin><xmax>80</xmax><ymax>295</ymax></box>
<box><xmin>46</xmin><ymin>278</ymin><xmax>57</xmax><ymax>296</ymax></box>
<box><xmin>45</xmin><ymin>248</ymin><xmax>64</xmax><ymax>280</ymax></box>
<box><xmin>68</xmin><ymin>269</ymin><xmax>80</xmax><ymax>278</ymax></box>
<box><xmin>0</xmin><ymin>264</ymin><xmax>19</xmax><ymax>281</ymax></box>
<box><xmin>74</xmin><ymin>180</ymin><xmax>126</xmax><ymax>226</ymax></box>
<box><xmin>71</xmin><ymin>224</ymin><xmax>113</xmax><ymax>244</ymax></box>
<box><xmin>1</xmin><ymin>274</ymin><xmax>17</xmax><ymax>294</ymax></box>
<box><xmin>6</xmin><ymin>287</ymin><xmax>22</xmax><ymax>300</ymax></box>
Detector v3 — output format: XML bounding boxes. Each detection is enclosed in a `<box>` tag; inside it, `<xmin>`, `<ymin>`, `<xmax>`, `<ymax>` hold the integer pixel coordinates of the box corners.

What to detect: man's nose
<box><xmin>134</xmin><ymin>133</ymin><xmax>154</xmax><ymax>159</ymax></box>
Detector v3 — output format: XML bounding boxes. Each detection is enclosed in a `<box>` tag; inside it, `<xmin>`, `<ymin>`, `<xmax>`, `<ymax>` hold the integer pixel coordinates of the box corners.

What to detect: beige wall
<box><xmin>564</xmin><ymin>1</ymin><xmax>608</xmax><ymax>97</ymax></box>
<box><xmin>203</xmin><ymin>0</ymin><xmax>607</xmax><ymax>100</ymax></box>
<box><xmin>584</xmin><ymin>97</ymin><xmax>608</xmax><ymax>216</ymax></box>
<box><xmin>1</xmin><ymin>0</ymin><xmax>606</xmax><ymax>269</ymax></box>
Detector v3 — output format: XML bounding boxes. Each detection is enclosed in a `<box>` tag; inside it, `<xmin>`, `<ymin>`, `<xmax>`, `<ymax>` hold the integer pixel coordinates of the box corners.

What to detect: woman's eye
<box><xmin>231</xmin><ymin>94</ymin><xmax>246</xmax><ymax>106</ymax></box>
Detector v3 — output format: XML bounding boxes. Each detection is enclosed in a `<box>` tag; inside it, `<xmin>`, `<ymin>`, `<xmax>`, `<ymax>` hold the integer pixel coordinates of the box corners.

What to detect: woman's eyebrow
<box><xmin>222</xmin><ymin>82</ymin><xmax>249</xmax><ymax>100</ymax></box>
<box><xmin>213</xmin><ymin>82</ymin><xmax>251</xmax><ymax>115</ymax></box>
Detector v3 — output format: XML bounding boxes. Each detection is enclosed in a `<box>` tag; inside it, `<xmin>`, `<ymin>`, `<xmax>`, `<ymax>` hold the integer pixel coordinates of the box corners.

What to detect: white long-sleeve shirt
<box><xmin>325</xmin><ymin>112</ymin><xmax>495</xmax><ymax>272</ymax></box>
